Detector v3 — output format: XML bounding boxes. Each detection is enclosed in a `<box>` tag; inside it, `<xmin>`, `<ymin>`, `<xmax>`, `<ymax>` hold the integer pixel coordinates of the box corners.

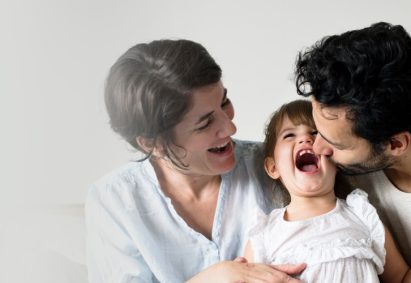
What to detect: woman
<box><xmin>86</xmin><ymin>39</ymin><xmax>305</xmax><ymax>283</ymax></box>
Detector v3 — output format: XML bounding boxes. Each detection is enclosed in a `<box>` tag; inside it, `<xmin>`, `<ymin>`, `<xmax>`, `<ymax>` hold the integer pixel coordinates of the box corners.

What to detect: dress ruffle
<box><xmin>345</xmin><ymin>189</ymin><xmax>386</xmax><ymax>273</ymax></box>
<box><xmin>248</xmin><ymin>189</ymin><xmax>386</xmax><ymax>279</ymax></box>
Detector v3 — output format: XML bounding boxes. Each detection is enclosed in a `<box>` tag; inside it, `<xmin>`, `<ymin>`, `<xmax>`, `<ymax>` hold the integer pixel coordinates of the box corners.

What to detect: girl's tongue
<box><xmin>296</xmin><ymin>152</ymin><xmax>318</xmax><ymax>172</ymax></box>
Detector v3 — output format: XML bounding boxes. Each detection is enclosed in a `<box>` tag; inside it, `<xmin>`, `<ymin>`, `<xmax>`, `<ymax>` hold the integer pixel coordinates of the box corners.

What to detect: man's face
<box><xmin>311</xmin><ymin>99</ymin><xmax>393</xmax><ymax>175</ymax></box>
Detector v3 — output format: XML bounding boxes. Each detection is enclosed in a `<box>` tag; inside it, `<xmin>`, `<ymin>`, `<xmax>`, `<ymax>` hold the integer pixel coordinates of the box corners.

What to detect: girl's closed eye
<box><xmin>283</xmin><ymin>132</ymin><xmax>295</xmax><ymax>139</ymax></box>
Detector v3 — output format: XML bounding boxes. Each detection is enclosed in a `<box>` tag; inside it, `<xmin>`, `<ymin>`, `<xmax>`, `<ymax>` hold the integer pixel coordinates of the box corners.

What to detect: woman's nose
<box><xmin>217</xmin><ymin>114</ymin><xmax>237</xmax><ymax>138</ymax></box>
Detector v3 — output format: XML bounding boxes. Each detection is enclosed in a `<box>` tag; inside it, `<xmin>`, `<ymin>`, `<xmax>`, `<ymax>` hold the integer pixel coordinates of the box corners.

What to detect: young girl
<box><xmin>243</xmin><ymin>99</ymin><xmax>411</xmax><ymax>282</ymax></box>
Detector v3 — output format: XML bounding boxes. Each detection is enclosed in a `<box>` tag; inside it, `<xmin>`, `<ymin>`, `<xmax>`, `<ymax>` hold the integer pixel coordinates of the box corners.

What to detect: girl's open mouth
<box><xmin>296</xmin><ymin>149</ymin><xmax>319</xmax><ymax>172</ymax></box>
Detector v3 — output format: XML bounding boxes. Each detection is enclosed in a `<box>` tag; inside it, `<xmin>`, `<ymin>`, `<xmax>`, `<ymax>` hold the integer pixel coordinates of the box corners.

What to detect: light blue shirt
<box><xmin>86</xmin><ymin>140</ymin><xmax>285</xmax><ymax>283</ymax></box>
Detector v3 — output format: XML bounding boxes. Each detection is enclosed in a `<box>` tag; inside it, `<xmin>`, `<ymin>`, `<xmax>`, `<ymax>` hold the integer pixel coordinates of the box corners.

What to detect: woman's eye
<box><xmin>197</xmin><ymin>117</ymin><xmax>213</xmax><ymax>131</ymax></box>
<box><xmin>221</xmin><ymin>98</ymin><xmax>231</xmax><ymax>108</ymax></box>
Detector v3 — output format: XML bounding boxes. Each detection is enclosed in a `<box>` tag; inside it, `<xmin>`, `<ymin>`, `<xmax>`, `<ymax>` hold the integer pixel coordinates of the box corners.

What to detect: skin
<box><xmin>264</xmin><ymin>116</ymin><xmax>337</xmax><ymax>221</ymax></box>
<box><xmin>139</xmin><ymin>81</ymin><xmax>306</xmax><ymax>283</ymax></box>
<box><xmin>311</xmin><ymin>98</ymin><xmax>411</xmax><ymax>192</ymax></box>
<box><xmin>244</xmin><ymin>115</ymin><xmax>411</xmax><ymax>282</ymax></box>
<box><xmin>311</xmin><ymin>99</ymin><xmax>394</xmax><ymax>175</ymax></box>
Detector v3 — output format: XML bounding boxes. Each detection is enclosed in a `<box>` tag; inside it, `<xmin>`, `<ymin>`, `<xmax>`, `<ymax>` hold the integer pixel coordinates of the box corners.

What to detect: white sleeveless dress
<box><xmin>249</xmin><ymin>189</ymin><xmax>385</xmax><ymax>283</ymax></box>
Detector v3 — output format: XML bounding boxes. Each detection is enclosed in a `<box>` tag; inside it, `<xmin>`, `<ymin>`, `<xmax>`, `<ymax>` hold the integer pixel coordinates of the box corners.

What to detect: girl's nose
<box><xmin>299</xmin><ymin>134</ymin><xmax>314</xmax><ymax>144</ymax></box>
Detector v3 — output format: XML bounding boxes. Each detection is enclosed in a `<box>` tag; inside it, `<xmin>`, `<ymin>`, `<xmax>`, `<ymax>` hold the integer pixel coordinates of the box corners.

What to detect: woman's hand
<box><xmin>187</xmin><ymin>257</ymin><xmax>306</xmax><ymax>283</ymax></box>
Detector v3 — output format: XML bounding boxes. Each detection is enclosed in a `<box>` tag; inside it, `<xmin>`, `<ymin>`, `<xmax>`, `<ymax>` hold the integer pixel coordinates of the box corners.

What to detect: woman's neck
<box><xmin>285</xmin><ymin>191</ymin><xmax>337</xmax><ymax>221</ymax></box>
<box><xmin>150</xmin><ymin>158</ymin><xmax>221</xmax><ymax>201</ymax></box>
<box><xmin>150</xmin><ymin>158</ymin><xmax>221</xmax><ymax>239</ymax></box>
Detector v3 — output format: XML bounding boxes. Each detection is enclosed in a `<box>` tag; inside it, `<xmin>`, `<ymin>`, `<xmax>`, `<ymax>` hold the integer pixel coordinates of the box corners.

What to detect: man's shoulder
<box><xmin>346</xmin><ymin>171</ymin><xmax>387</xmax><ymax>191</ymax></box>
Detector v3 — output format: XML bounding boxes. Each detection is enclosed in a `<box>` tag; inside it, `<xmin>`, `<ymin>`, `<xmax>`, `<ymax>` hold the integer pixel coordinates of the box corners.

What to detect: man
<box><xmin>295</xmin><ymin>22</ymin><xmax>411</xmax><ymax>265</ymax></box>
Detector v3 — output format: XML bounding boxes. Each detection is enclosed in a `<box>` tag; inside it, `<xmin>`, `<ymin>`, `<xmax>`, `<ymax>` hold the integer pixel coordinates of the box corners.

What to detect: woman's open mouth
<box><xmin>208</xmin><ymin>141</ymin><xmax>231</xmax><ymax>154</ymax></box>
<box><xmin>295</xmin><ymin>149</ymin><xmax>319</xmax><ymax>173</ymax></box>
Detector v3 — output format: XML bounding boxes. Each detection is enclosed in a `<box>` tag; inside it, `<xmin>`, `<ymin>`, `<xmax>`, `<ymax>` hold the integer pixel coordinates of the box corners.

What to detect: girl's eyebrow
<box><xmin>278</xmin><ymin>127</ymin><xmax>294</xmax><ymax>135</ymax></box>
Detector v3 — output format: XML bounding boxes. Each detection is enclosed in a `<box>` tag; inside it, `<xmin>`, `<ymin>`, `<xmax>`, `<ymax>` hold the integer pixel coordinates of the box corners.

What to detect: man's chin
<box><xmin>336</xmin><ymin>163</ymin><xmax>390</xmax><ymax>176</ymax></box>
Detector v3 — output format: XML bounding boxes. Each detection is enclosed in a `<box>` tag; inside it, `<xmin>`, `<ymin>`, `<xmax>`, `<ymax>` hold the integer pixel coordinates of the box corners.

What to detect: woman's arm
<box><xmin>187</xmin><ymin>240</ymin><xmax>305</xmax><ymax>283</ymax></box>
<box><xmin>186</xmin><ymin>259</ymin><xmax>306</xmax><ymax>283</ymax></box>
<box><xmin>380</xmin><ymin>226</ymin><xmax>411</xmax><ymax>283</ymax></box>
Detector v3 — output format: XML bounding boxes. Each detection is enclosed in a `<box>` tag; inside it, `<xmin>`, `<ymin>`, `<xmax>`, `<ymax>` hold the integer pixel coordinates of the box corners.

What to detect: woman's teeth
<box><xmin>208</xmin><ymin>142</ymin><xmax>229</xmax><ymax>153</ymax></box>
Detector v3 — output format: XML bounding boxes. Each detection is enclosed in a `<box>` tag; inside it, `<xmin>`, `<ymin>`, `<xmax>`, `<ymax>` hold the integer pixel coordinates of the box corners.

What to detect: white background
<box><xmin>1</xmin><ymin>1</ymin><xmax>411</xmax><ymax>279</ymax></box>
<box><xmin>3</xmin><ymin>0</ymin><xmax>411</xmax><ymax>208</ymax></box>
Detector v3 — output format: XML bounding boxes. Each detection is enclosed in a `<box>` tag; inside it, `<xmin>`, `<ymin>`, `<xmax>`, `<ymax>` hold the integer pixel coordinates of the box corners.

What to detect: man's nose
<box><xmin>313</xmin><ymin>134</ymin><xmax>333</xmax><ymax>156</ymax></box>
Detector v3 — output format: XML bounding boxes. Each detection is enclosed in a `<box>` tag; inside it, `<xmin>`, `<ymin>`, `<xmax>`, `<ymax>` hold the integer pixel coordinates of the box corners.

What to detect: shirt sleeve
<box><xmin>247</xmin><ymin>208</ymin><xmax>270</xmax><ymax>263</ymax></box>
<box><xmin>346</xmin><ymin>189</ymin><xmax>386</xmax><ymax>274</ymax></box>
<box><xmin>85</xmin><ymin>185</ymin><xmax>154</xmax><ymax>283</ymax></box>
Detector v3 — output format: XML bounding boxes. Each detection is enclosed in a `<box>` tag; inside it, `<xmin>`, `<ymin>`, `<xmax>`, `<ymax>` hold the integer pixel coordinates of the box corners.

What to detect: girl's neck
<box><xmin>285</xmin><ymin>191</ymin><xmax>337</xmax><ymax>221</ymax></box>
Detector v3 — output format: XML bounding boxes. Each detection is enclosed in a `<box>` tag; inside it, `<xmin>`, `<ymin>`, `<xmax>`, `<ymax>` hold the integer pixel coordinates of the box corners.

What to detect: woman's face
<box><xmin>170</xmin><ymin>81</ymin><xmax>237</xmax><ymax>176</ymax></box>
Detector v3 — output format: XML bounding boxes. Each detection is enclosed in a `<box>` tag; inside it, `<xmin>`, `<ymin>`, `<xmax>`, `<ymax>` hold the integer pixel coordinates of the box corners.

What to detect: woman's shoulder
<box><xmin>232</xmin><ymin>139</ymin><xmax>264</xmax><ymax>173</ymax></box>
<box><xmin>87</xmin><ymin>161</ymin><xmax>156</xmax><ymax>207</ymax></box>
<box><xmin>234</xmin><ymin>139</ymin><xmax>263</xmax><ymax>156</ymax></box>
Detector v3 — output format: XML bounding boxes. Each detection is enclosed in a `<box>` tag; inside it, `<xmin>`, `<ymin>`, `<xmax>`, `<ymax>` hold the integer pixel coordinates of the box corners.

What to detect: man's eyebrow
<box><xmin>318</xmin><ymin>132</ymin><xmax>346</xmax><ymax>149</ymax></box>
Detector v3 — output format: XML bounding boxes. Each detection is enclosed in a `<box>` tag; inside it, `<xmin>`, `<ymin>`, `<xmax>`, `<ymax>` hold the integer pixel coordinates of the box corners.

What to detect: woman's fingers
<box><xmin>243</xmin><ymin>262</ymin><xmax>304</xmax><ymax>283</ymax></box>
<box><xmin>271</xmin><ymin>263</ymin><xmax>306</xmax><ymax>275</ymax></box>
<box><xmin>234</xmin><ymin>256</ymin><xmax>248</xmax><ymax>263</ymax></box>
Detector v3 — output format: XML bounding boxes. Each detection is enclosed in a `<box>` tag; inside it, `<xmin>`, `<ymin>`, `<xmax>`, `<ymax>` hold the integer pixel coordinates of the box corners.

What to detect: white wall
<box><xmin>2</xmin><ymin>0</ymin><xmax>411</xmax><ymax>209</ymax></box>
<box><xmin>2</xmin><ymin>1</ymin><xmax>411</xmax><ymax>281</ymax></box>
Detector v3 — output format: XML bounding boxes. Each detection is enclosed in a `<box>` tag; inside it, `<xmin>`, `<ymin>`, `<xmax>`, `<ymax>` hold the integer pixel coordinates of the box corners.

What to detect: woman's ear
<box><xmin>388</xmin><ymin>132</ymin><xmax>411</xmax><ymax>156</ymax></box>
<box><xmin>136</xmin><ymin>136</ymin><xmax>155</xmax><ymax>154</ymax></box>
<box><xmin>264</xmin><ymin>156</ymin><xmax>280</xmax><ymax>180</ymax></box>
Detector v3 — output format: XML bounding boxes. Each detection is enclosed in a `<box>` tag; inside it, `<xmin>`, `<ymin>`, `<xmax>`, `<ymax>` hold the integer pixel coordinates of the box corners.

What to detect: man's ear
<box><xmin>388</xmin><ymin>132</ymin><xmax>411</xmax><ymax>156</ymax></box>
<box><xmin>264</xmin><ymin>157</ymin><xmax>280</xmax><ymax>179</ymax></box>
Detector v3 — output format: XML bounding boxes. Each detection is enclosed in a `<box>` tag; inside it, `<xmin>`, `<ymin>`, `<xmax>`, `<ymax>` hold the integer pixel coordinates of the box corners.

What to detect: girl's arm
<box><xmin>381</xmin><ymin>226</ymin><xmax>411</xmax><ymax>283</ymax></box>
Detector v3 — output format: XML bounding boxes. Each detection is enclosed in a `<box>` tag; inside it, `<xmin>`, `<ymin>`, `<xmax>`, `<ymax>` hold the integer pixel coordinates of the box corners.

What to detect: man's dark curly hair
<box><xmin>295</xmin><ymin>22</ymin><xmax>411</xmax><ymax>149</ymax></box>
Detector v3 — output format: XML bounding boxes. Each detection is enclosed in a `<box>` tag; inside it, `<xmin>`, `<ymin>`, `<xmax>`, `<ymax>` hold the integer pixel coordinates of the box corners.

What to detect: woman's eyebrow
<box><xmin>195</xmin><ymin>111</ymin><xmax>214</xmax><ymax>125</ymax></box>
<box><xmin>195</xmin><ymin>88</ymin><xmax>227</xmax><ymax>125</ymax></box>
<box><xmin>222</xmin><ymin>88</ymin><xmax>227</xmax><ymax>102</ymax></box>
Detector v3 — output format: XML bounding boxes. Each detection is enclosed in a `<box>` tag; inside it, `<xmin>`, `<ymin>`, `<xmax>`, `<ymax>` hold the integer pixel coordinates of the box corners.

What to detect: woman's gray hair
<box><xmin>104</xmin><ymin>39</ymin><xmax>222</xmax><ymax>168</ymax></box>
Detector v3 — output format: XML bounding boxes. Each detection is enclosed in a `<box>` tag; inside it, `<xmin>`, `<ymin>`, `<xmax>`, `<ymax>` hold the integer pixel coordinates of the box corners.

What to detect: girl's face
<box><xmin>265</xmin><ymin>115</ymin><xmax>336</xmax><ymax>197</ymax></box>
<box><xmin>168</xmin><ymin>81</ymin><xmax>237</xmax><ymax>176</ymax></box>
